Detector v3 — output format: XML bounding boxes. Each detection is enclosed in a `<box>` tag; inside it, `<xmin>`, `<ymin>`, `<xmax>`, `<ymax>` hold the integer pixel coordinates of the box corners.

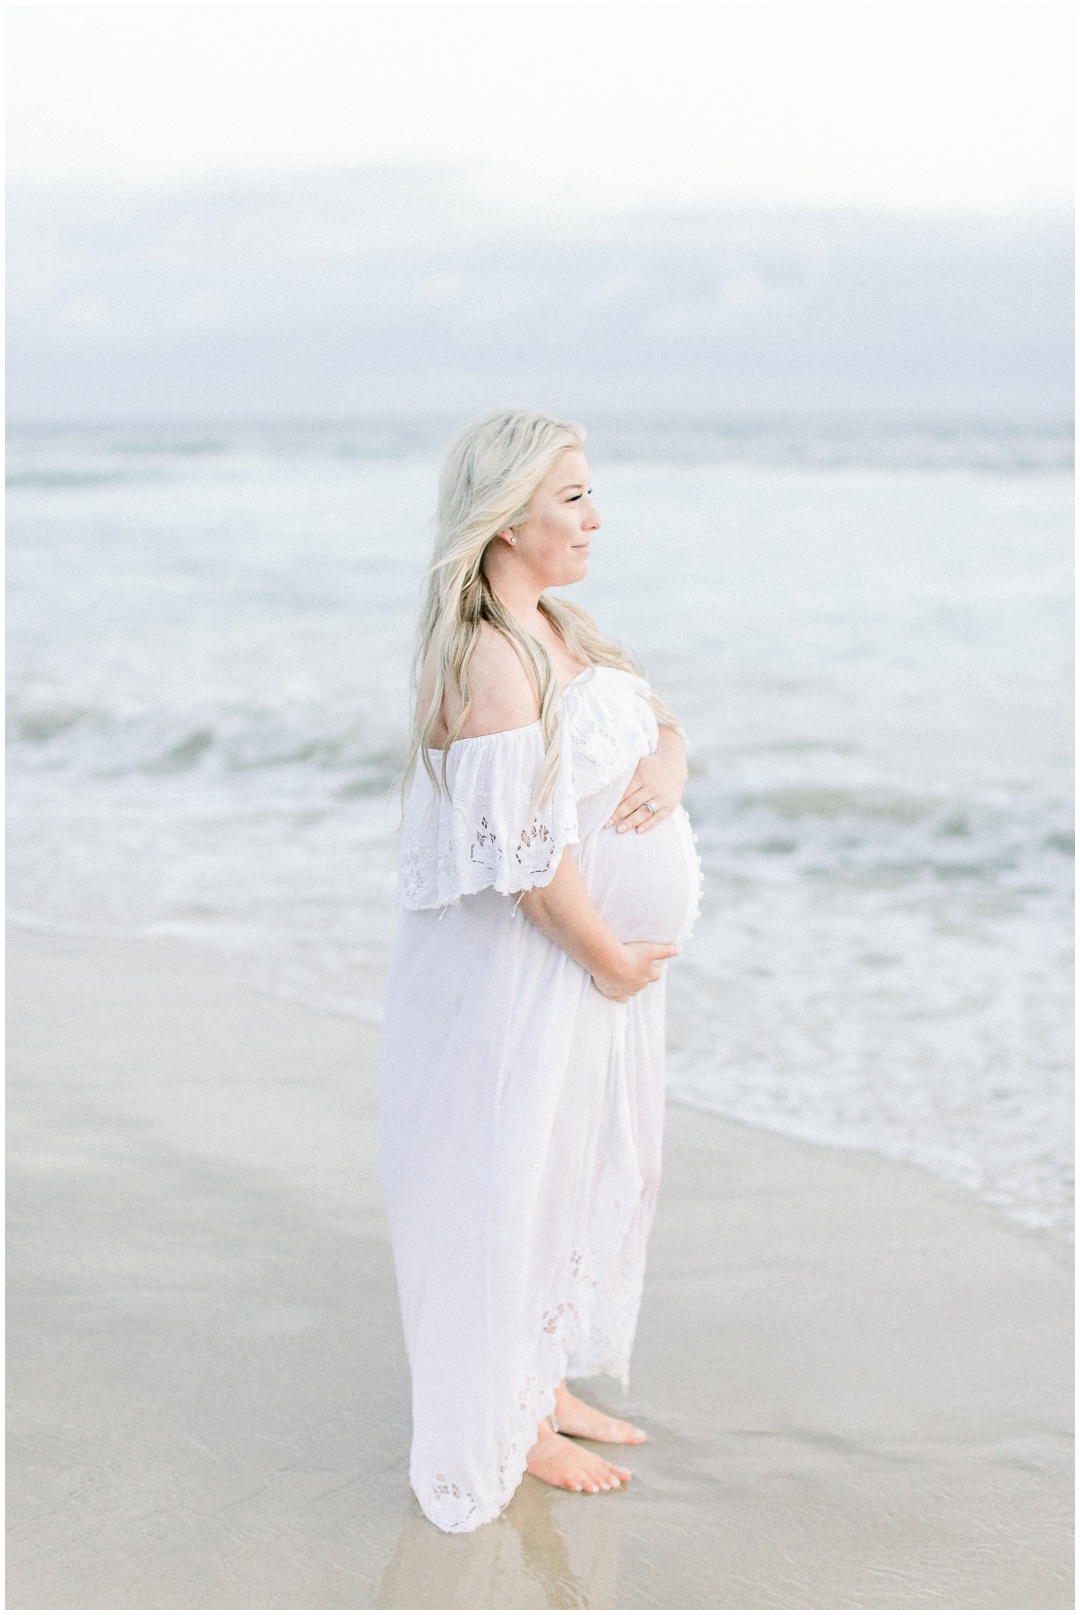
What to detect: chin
<box><xmin>546</xmin><ymin>551</ymin><xmax>590</xmax><ymax>588</ymax></box>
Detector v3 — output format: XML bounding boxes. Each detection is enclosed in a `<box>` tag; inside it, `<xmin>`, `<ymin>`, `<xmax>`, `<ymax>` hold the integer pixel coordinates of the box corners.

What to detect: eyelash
<box><xmin>567</xmin><ymin>489</ymin><xmax>592</xmax><ymax>502</ymax></box>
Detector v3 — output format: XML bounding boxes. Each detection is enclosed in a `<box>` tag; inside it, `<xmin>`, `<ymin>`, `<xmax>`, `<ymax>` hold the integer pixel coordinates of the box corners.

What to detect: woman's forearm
<box><xmin>517</xmin><ymin>850</ymin><xmax>623</xmax><ymax>977</ymax></box>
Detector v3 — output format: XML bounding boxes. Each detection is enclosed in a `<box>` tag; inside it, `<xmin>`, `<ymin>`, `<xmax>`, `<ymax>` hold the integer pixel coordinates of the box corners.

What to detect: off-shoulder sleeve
<box><xmin>397</xmin><ymin>723</ymin><xmax>579</xmax><ymax>910</ymax></box>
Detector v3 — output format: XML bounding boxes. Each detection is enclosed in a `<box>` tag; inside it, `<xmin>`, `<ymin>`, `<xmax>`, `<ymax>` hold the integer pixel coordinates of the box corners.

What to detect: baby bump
<box><xmin>584</xmin><ymin>805</ymin><xmax>701</xmax><ymax>946</ymax></box>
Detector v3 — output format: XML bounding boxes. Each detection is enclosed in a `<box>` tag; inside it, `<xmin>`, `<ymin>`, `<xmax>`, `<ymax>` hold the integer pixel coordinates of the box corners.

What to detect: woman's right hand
<box><xmin>518</xmin><ymin>853</ymin><xmax>681</xmax><ymax>1002</ymax></box>
<box><xmin>592</xmin><ymin>941</ymin><xmax>680</xmax><ymax>1003</ymax></box>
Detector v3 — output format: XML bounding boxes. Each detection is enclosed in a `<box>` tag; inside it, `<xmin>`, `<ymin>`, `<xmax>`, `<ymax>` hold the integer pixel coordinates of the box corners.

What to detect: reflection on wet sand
<box><xmin>377</xmin><ymin>1459</ymin><xmax>620</xmax><ymax>1610</ymax></box>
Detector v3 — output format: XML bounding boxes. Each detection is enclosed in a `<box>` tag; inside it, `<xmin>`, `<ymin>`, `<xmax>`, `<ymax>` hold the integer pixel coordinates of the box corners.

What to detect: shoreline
<box><xmin>7</xmin><ymin>929</ymin><xmax>1073</xmax><ymax>1609</ymax></box>
<box><xmin>9</xmin><ymin>915</ymin><xmax>1071</xmax><ymax>1246</ymax></box>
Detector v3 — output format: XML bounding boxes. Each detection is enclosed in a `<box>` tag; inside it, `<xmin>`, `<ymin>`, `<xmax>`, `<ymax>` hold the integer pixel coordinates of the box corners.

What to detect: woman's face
<box><xmin>509</xmin><ymin>449</ymin><xmax>601</xmax><ymax>587</ymax></box>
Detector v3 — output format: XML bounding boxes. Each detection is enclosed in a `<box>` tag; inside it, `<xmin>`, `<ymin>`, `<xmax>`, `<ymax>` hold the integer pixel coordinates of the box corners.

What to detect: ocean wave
<box><xmin>9</xmin><ymin>697</ymin><xmax>1070</xmax><ymax>907</ymax></box>
<box><xmin>7</xmin><ymin>416</ymin><xmax>1074</xmax><ymax>477</ymax></box>
<box><xmin>586</xmin><ymin>418</ymin><xmax>1075</xmax><ymax>474</ymax></box>
<box><xmin>685</xmin><ymin>778</ymin><xmax>1073</xmax><ymax>897</ymax></box>
<box><xmin>5</xmin><ymin>468</ymin><xmax>156</xmax><ymax>490</ymax></box>
<box><xmin>7</xmin><ymin>699</ymin><xmax>406</xmax><ymax>791</ymax></box>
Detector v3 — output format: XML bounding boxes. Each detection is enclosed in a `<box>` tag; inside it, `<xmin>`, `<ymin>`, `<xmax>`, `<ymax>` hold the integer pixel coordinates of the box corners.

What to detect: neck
<box><xmin>482</xmin><ymin>550</ymin><xmax>547</xmax><ymax>632</ymax></box>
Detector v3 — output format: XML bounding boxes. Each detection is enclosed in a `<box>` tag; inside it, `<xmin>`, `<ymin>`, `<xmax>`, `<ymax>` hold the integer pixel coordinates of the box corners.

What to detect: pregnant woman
<box><xmin>379</xmin><ymin>409</ymin><xmax>701</xmax><ymax>1532</ymax></box>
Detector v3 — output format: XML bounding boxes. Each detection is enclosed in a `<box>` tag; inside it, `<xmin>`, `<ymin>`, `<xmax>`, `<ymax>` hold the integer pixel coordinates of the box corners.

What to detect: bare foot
<box><xmin>525</xmin><ymin>1421</ymin><xmax>632</xmax><ymax>1494</ymax></box>
<box><xmin>553</xmin><ymin>1384</ymin><xmax>648</xmax><ymax>1444</ymax></box>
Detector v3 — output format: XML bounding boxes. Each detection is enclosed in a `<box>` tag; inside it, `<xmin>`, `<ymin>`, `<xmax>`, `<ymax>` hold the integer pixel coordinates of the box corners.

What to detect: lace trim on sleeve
<box><xmin>396</xmin><ymin>667</ymin><xmax>662</xmax><ymax>911</ymax></box>
<box><xmin>397</xmin><ymin>722</ymin><xmax>578</xmax><ymax>910</ymax></box>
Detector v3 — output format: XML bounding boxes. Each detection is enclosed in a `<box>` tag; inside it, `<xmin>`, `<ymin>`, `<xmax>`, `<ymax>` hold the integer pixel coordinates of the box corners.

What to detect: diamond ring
<box><xmin>644</xmin><ymin>799</ymin><xmax>659</xmax><ymax>814</ymax></box>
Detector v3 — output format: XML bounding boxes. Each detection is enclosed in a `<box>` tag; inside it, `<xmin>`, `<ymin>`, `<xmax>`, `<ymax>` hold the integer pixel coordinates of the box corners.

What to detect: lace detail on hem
<box><xmin>412</xmin><ymin>1151</ymin><xmax>649</xmax><ymax>1533</ymax></box>
<box><xmin>413</xmin><ymin>1313</ymin><xmax>630</xmax><ymax>1535</ymax></box>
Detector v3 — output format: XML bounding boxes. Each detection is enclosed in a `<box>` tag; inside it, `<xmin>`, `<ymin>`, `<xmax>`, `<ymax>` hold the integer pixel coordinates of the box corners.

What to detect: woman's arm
<box><xmin>518</xmin><ymin>851</ymin><xmax>679</xmax><ymax>1002</ymax></box>
<box><xmin>606</xmin><ymin>724</ymin><xmax>688</xmax><ymax>834</ymax></box>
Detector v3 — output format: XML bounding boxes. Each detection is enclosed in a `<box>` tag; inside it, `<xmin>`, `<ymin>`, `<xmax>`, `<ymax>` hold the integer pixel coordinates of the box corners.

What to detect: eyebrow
<box><xmin>557</xmin><ymin>482</ymin><xmax>587</xmax><ymax>493</ymax></box>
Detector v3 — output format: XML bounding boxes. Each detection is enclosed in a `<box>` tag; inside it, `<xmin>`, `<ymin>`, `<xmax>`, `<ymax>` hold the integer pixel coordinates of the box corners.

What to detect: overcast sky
<box><xmin>7</xmin><ymin>3</ymin><xmax>1074</xmax><ymax>211</ymax></box>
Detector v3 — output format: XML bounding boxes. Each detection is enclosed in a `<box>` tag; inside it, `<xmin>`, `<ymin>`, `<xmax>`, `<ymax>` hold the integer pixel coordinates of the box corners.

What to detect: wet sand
<box><xmin>7</xmin><ymin>930</ymin><xmax>1073</xmax><ymax>1610</ymax></box>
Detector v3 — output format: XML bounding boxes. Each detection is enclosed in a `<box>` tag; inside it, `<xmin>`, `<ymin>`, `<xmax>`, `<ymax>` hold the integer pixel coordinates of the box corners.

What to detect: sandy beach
<box><xmin>7</xmin><ymin>930</ymin><xmax>1072</xmax><ymax>1611</ymax></box>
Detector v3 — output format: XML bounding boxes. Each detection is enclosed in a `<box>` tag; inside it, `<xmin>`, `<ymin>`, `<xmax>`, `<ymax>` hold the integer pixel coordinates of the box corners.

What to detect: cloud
<box><xmin>54</xmin><ymin>293</ymin><xmax>108</xmax><ymax>331</ymax></box>
<box><xmin>7</xmin><ymin>167</ymin><xmax>1074</xmax><ymax>421</ymax></box>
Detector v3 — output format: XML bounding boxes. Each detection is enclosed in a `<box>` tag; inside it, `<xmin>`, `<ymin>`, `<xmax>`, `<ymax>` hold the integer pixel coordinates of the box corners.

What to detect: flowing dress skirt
<box><xmin>379</xmin><ymin>668</ymin><xmax>701</xmax><ymax>1530</ymax></box>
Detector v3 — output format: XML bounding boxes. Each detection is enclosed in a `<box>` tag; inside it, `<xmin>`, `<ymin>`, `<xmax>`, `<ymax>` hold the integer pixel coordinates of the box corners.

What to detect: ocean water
<box><xmin>7</xmin><ymin>419</ymin><xmax>1073</xmax><ymax>1231</ymax></box>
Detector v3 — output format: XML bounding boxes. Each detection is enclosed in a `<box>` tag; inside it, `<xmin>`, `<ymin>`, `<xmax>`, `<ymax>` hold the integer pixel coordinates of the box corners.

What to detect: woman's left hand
<box><xmin>605</xmin><ymin>726</ymin><xmax>689</xmax><ymax>834</ymax></box>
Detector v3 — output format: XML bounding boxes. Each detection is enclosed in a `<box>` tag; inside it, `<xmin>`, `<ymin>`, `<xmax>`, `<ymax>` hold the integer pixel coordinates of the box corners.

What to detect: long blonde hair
<box><xmin>407</xmin><ymin>408</ymin><xmax>681</xmax><ymax>808</ymax></box>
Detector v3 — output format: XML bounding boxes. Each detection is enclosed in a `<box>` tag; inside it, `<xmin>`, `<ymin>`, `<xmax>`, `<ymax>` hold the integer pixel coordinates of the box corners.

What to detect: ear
<box><xmin>495</xmin><ymin>526</ymin><xmax>517</xmax><ymax>546</ymax></box>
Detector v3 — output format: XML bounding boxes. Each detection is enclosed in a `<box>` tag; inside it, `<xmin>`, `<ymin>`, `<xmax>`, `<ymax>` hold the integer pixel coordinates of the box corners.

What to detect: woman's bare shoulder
<box><xmin>420</xmin><ymin>625</ymin><xmax>539</xmax><ymax>742</ymax></box>
<box><xmin>458</xmin><ymin>626</ymin><xmax>539</xmax><ymax>737</ymax></box>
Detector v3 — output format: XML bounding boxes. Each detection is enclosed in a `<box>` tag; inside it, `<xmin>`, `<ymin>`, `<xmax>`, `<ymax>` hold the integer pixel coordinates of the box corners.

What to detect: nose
<box><xmin>583</xmin><ymin>496</ymin><xmax>601</xmax><ymax>531</ymax></box>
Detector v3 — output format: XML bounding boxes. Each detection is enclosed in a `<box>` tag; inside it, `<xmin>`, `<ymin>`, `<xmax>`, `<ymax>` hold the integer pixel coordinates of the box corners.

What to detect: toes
<box><xmin>614</xmin><ymin>1422</ymin><xmax>646</xmax><ymax>1443</ymax></box>
<box><xmin>544</xmin><ymin>1437</ymin><xmax>634</xmax><ymax>1498</ymax></box>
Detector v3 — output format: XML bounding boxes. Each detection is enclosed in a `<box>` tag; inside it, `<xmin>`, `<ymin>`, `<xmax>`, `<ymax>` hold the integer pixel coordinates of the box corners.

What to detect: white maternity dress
<box><xmin>378</xmin><ymin>665</ymin><xmax>702</xmax><ymax>1532</ymax></box>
